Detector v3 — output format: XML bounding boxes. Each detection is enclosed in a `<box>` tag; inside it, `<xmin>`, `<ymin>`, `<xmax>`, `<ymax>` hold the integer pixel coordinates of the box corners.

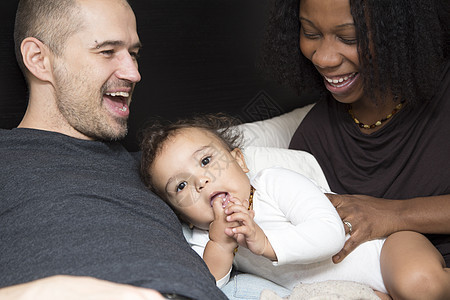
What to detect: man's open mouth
<box><xmin>104</xmin><ymin>91</ymin><xmax>130</xmax><ymax>113</ymax></box>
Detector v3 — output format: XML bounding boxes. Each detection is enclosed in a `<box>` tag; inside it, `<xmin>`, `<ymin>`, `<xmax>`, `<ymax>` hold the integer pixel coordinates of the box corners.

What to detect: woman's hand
<box><xmin>224</xmin><ymin>198</ymin><xmax>276</xmax><ymax>261</ymax></box>
<box><xmin>326</xmin><ymin>193</ymin><xmax>401</xmax><ymax>263</ymax></box>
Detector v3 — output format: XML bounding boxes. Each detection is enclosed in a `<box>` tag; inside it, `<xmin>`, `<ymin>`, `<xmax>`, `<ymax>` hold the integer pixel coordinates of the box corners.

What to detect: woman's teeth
<box><xmin>324</xmin><ymin>73</ymin><xmax>356</xmax><ymax>87</ymax></box>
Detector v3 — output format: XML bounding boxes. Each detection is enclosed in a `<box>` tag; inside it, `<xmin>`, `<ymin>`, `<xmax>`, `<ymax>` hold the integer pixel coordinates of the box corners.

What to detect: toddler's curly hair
<box><xmin>139</xmin><ymin>113</ymin><xmax>243</xmax><ymax>193</ymax></box>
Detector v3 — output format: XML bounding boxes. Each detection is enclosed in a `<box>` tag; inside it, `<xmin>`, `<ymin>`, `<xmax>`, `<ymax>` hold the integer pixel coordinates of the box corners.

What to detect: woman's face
<box><xmin>299</xmin><ymin>0</ymin><xmax>364</xmax><ymax>104</ymax></box>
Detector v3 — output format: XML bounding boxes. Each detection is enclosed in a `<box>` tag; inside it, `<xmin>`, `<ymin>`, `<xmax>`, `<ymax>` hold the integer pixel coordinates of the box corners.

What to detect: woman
<box><xmin>260</xmin><ymin>0</ymin><xmax>449</xmax><ymax>299</ymax></box>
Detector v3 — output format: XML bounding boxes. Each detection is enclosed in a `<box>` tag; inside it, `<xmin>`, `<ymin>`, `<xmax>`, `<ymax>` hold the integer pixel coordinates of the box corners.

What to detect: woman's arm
<box><xmin>327</xmin><ymin>193</ymin><xmax>450</xmax><ymax>263</ymax></box>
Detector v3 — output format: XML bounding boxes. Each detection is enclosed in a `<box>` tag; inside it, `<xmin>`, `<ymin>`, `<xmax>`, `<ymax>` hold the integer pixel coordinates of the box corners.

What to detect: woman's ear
<box><xmin>21</xmin><ymin>37</ymin><xmax>54</xmax><ymax>82</ymax></box>
<box><xmin>231</xmin><ymin>148</ymin><xmax>249</xmax><ymax>173</ymax></box>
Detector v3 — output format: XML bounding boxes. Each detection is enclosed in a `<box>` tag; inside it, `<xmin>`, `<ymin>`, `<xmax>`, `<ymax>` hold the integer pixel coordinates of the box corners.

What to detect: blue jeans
<box><xmin>221</xmin><ymin>272</ymin><xmax>291</xmax><ymax>299</ymax></box>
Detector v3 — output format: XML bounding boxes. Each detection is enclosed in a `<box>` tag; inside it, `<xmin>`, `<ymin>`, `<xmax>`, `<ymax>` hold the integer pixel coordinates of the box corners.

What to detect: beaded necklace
<box><xmin>247</xmin><ymin>185</ymin><xmax>255</xmax><ymax>210</ymax></box>
<box><xmin>348</xmin><ymin>101</ymin><xmax>405</xmax><ymax>129</ymax></box>
<box><xmin>233</xmin><ymin>185</ymin><xmax>255</xmax><ymax>255</ymax></box>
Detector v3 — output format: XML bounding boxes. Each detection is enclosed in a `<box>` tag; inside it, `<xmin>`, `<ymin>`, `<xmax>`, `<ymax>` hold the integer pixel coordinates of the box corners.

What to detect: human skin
<box><xmin>0</xmin><ymin>0</ymin><xmax>165</xmax><ymax>298</ymax></box>
<box><xmin>150</xmin><ymin>128</ymin><xmax>252</xmax><ymax>230</ymax></box>
<box><xmin>0</xmin><ymin>275</ymin><xmax>165</xmax><ymax>300</ymax></box>
<box><xmin>18</xmin><ymin>0</ymin><xmax>141</xmax><ymax>141</ymax></box>
<box><xmin>298</xmin><ymin>3</ymin><xmax>450</xmax><ymax>298</ymax></box>
<box><xmin>298</xmin><ymin>0</ymin><xmax>401</xmax><ymax>134</ymax></box>
<box><xmin>150</xmin><ymin>127</ymin><xmax>276</xmax><ymax>281</ymax></box>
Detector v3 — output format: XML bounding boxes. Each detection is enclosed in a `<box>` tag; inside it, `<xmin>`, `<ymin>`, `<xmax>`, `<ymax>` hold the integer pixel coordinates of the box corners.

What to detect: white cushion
<box><xmin>243</xmin><ymin>146</ymin><xmax>330</xmax><ymax>193</ymax></box>
<box><xmin>237</xmin><ymin>104</ymin><xmax>314</xmax><ymax>148</ymax></box>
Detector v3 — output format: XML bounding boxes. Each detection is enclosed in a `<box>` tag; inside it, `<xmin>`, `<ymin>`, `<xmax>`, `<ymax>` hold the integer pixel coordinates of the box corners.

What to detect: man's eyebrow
<box><xmin>91</xmin><ymin>40</ymin><xmax>143</xmax><ymax>50</ymax></box>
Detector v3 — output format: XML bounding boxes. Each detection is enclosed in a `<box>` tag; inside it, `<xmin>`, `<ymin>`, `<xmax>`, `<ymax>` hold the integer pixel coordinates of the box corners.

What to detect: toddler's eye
<box><xmin>201</xmin><ymin>156</ymin><xmax>211</xmax><ymax>167</ymax></box>
<box><xmin>176</xmin><ymin>181</ymin><xmax>187</xmax><ymax>192</ymax></box>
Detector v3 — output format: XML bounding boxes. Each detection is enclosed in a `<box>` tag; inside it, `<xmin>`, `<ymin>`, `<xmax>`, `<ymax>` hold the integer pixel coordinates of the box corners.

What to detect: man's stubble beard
<box><xmin>53</xmin><ymin>63</ymin><xmax>129</xmax><ymax>141</ymax></box>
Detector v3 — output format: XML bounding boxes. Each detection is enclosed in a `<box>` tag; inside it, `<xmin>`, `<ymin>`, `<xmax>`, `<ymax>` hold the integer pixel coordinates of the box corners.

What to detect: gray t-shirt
<box><xmin>0</xmin><ymin>128</ymin><xmax>226</xmax><ymax>299</ymax></box>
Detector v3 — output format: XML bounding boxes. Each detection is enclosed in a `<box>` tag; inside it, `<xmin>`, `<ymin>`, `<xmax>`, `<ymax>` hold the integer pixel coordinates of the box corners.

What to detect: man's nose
<box><xmin>115</xmin><ymin>53</ymin><xmax>141</xmax><ymax>83</ymax></box>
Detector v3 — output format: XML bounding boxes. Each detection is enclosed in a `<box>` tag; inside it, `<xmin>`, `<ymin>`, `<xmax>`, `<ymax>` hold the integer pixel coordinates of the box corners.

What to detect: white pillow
<box><xmin>243</xmin><ymin>146</ymin><xmax>331</xmax><ymax>193</ymax></box>
<box><xmin>237</xmin><ymin>104</ymin><xmax>314</xmax><ymax>149</ymax></box>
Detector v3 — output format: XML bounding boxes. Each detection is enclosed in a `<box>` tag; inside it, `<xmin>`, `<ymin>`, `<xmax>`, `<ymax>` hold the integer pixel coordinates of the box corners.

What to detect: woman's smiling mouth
<box><xmin>323</xmin><ymin>72</ymin><xmax>360</xmax><ymax>95</ymax></box>
<box><xmin>323</xmin><ymin>72</ymin><xmax>357</xmax><ymax>87</ymax></box>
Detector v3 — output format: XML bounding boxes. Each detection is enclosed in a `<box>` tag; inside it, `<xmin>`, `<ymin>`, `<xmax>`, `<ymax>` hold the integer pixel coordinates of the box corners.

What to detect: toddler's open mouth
<box><xmin>210</xmin><ymin>192</ymin><xmax>230</xmax><ymax>207</ymax></box>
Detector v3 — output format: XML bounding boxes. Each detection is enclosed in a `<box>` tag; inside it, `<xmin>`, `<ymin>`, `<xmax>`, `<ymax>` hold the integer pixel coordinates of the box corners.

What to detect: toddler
<box><xmin>139</xmin><ymin>115</ymin><xmax>449</xmax><ymax>299</ymax></box>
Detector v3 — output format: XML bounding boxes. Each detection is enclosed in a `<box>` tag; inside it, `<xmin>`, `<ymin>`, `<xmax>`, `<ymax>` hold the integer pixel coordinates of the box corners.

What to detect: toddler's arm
<box><xmin>203</xmin><ymin>198</ymin><xmax>238</xmax><ymax>284</ymax></box>
<box><xmin>224</xmin><ymin>198</ymin><xmax>277</xmax><ymax>261</ymax></box>
<box><xmin>256</xmin><ymin>168</ymin><xmax>345</xmax><ymax>265</ymax></box>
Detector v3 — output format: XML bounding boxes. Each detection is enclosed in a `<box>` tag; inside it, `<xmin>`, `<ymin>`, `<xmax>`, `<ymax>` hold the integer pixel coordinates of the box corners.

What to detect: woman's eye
<box><xmin>302</xmin><ymin>32</ymin><xmax>320</xmax><ymax>39</ymax></box>
<box><xmin>176</xmin><ymin>181</ymin><xmax>187</xmax><ymax>192</ymax></box>
<box><xmin>339</xmin><ymin>37</ymin><xmax>357</xmax><ymax>45</ymax></box>
<box><xmin>201</xmin><ymin>156</ymin><xmax>211</xmax><ymax>167</ymax></box>
<box><xmin>300</xmin><ymin>25</ymin><xmax>320</xmax><ymax>40</ymax></box>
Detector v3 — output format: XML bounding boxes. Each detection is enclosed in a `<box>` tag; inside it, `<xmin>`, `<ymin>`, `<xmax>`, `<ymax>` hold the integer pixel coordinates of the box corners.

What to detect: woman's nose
<box><xmin>311</xmin><ymin>39</ymin><xmax>343</xmax><ymax>69</ymax></box>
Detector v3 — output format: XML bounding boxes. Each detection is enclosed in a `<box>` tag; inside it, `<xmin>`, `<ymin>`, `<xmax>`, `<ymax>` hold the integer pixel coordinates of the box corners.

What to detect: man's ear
<box><xmin>231</xmin><ymin>148</ymin><xmax>249</xmax><ymax>173</ymax></box>
<box><xmin>20</xmin><ymin>37</ymin><xmax>54</xmax><ymax>82</ymax></box>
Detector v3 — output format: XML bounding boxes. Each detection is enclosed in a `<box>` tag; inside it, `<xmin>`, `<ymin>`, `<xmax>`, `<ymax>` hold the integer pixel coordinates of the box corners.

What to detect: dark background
<box><xmin>0</xmin><ymin>0</ymin><xmax>316</xmax><ymax>151</ymax></box>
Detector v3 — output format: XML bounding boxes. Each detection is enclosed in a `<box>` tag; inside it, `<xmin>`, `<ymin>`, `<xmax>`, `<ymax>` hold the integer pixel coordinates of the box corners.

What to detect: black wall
<box><xmin>1</xmin><ymin>0</ymin><xmax>315</xmax><ymax>151</ymax></box>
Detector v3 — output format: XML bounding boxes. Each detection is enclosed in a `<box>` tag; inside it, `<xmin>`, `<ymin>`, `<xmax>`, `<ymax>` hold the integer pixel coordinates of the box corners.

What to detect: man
<box><xmin>0</xmin><ymin>0</ymin><xmax>226</xmax><ymax>299</ymax></box>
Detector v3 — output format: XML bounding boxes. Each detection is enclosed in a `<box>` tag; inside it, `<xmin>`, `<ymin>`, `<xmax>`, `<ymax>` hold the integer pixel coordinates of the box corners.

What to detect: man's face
<box><xmin>52</xmin><ymin>0</ymin><xmax>141</xmax><ymax>141</ymax></box>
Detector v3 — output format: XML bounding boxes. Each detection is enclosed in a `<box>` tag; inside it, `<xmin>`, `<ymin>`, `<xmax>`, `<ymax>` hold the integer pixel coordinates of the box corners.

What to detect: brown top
<box><xmin>289</xmin><ymin>62</ymin><xmax>450</xmax><ymax>265</ymax></box>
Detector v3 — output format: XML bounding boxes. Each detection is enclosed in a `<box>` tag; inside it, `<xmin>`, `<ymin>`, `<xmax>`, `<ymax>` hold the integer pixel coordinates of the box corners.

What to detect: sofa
<box><xmin>1</xmin><ymin>1</ymin><xmax>381</xmax><ymax>299</ymax></box>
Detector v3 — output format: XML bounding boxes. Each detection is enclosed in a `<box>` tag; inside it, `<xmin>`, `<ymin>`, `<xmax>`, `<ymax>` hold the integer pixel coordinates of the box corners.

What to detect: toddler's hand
<box><xmin>224</xmin><ymin>198</ymin><xmax>269</xmax><ymax>257</ymax></box>
<box><xmin>209</xmin><ymin>197</ymin><xmax>238</xmax><ymax>253</ymax></box>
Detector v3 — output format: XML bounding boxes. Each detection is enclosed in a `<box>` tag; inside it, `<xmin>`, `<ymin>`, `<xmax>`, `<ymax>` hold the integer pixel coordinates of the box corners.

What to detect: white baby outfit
<box><xmin>182</xmin><ymin>167</ymin><xmax>386</xmax><ymax>293</ymax></box>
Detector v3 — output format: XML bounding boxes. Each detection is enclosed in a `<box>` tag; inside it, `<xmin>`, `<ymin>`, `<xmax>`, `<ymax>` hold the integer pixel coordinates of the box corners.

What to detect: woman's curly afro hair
<box><xmin>259</xmin><ymin>0</ymin><xmax>449</xmax><ymax>108</ymax></box>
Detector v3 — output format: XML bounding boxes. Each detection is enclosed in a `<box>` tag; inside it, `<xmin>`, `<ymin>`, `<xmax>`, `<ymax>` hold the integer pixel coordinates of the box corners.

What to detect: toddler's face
<box><xmin>151</xmin><ymin>127</ymin><xmax>251</xmax><ymax>230</ymax></box>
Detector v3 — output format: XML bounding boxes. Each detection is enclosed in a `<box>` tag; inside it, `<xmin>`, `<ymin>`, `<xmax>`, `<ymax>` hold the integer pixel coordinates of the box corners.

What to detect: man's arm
<box><xmin>0</xmin><ymin>275</ymin><xmax>165</xmax><ymax>300</ymax></box>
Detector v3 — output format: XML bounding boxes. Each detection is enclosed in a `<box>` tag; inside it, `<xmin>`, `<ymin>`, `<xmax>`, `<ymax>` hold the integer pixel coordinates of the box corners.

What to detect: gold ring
<box><xmin>343</xmin><ymin>221</ymin><xmax>353</xmax><ymax>234</ymax></box>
